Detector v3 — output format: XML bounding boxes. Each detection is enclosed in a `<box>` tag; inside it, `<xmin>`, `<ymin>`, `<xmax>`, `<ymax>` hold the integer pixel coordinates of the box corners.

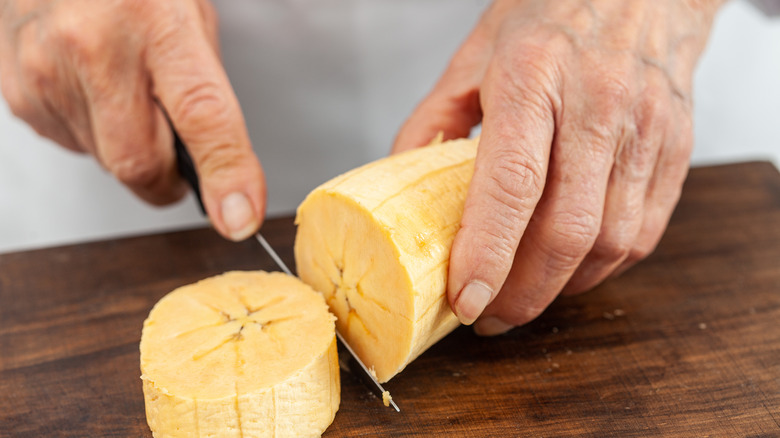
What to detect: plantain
<box><xmin>294</xmin><ymin>136</ymin><xmax>477</xmax><ymax>383</ymax></box>
<box><xmin>140</xmin><ymin>271</ymin><xmax>339</xmax><ymax>438</ymax></box>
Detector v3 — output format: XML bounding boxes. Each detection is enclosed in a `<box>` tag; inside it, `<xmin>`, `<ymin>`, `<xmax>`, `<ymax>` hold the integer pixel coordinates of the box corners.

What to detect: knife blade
<box><xmin>172</xmin><ymin>129</ymin><xmax>400</xmax><ymax>412</ymax></box>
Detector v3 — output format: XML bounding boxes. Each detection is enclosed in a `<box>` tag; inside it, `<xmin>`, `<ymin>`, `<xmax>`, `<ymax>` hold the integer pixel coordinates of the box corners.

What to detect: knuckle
<box><xmin>591</xmin><ymin>230</ymin><xmax>633</xmax><ymax>262</ymax></box>
<box><xmin>17</xmin><ymin>48</ymin><xmax>52</xmax><ymax>92</ymax></box>
<box><xmin>582</xmin><ymin>72</ymin><xmax>633</xmax><ymax>143</ymax></box>
<box><xmin>195</xmin><ymin>142</ymin><xmax>245</xmax><ymax>179</ymax></box>
<box><xmin>56</xmin><ymin>18</ymin><xmax>103</xmax><ymax>65</ymax></box>
<box><xmin>467</xmin><ymin>153</ymin><xmax>543</xmax><ymax>251</ymax></box>
<box><xmin>491</xmin><ymin>43</ymin><xmax>559</xmax><ymax>106</ymax></box>
<box><xmin>106</xmin><ymin>152</ymin><xmax>165</xmax><ymax>187</ymax></box>
<box><xmin>616</xmin><ymin>137</ymin><xmax>657</xmax><ymax>183</ymax></box>
<box><xmin>627</xmin><ymin>230</ymin><xmax>662</xmax><ymax>263</ymax></box>
<box><xmin>500</xmin><ymin>39</ymin><xmax>559</xmax><ymax>83</ymax></box>
<box><xmin>170</xmin><ymin>81</ymin><xmax>232</xmax><ymax>130</ymax></box>
<box><xmin>577</xmin><ymin>121</ymin><xmax>621</xmax><ymax>157</ymax></box>
<box><xmin>595</xmin><ymin>74</ymin><xmax>631</xmax><ymax>108</ymax></box>
<box><xmin>485</xmin><ymin>149</ymin><xmax>546</xmax><ymax>208</ymax></box>
<box><xmin>543</xmin><ymin>207</ymin><xmax>600</xmax><ymax>266</ymax></box>
<box><xmin>458</xmin><ymin>150</ymin><xmax>548</xmax><ymax>277</ymax></box>
<box><xmin>587</xmin><ymin>58</ymin><xmax>633</xmax><ymax>107</ymax></box>
<box><xmin>638</xmin><ymin>87</ymin><xmax>671</xmax><ymax>129</ymax></box>
<box><xmin>17</xmin><ymin>43</ymin><xmax>45</xmax><ymax>74</ymax></box>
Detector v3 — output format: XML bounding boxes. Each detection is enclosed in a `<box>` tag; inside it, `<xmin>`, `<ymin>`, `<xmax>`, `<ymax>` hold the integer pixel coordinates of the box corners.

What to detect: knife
<box><xmin>172</xmin><ymin>129</ymin><xmax>400</xmax><ymax>412</ymax></box>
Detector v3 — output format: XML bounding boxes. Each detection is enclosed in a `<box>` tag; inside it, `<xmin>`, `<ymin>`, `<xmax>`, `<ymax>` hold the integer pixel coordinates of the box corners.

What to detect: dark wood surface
<box><xmin>1</xmin><ymin>162</ymin><xmax>779</xmax><ymax>437</ymax></box>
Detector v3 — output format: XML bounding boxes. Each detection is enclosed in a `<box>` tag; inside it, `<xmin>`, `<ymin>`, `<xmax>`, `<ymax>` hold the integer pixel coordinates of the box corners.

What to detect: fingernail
<box><xmin>473</xmin><ymin>316</ymin><xmax>514</xmax><ymax>337</ymax></box>
<box><xmin>454</xmin><ymin>281</ymin><xmax>493</xmax><ymax>325</ymax></box>
<box><xmin>221</xmin><ymin>192</ymin><xmax>257</xmax><ymax>241</ymax></box>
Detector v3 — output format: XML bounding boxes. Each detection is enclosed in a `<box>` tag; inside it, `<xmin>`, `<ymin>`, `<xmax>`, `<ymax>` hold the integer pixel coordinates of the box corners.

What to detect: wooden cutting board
<box><xmin>1</xmin><ymin>162</ymin><xmax>779</xmax><ymax>437</ymax></box>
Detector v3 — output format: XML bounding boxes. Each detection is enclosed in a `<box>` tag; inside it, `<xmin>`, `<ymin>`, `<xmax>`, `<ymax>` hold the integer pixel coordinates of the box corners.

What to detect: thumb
<box><xmin>146</xmin><ymin>10</ymin><xmax>265</xmax><ymax>241</ymax></box>
<box><xmin>391</xmin><ymin>32</ymin><xmax>490</xmax><ymax>154</ymax></box>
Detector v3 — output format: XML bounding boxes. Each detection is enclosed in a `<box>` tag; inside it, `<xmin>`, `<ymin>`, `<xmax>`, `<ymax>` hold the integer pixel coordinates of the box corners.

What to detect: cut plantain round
<box><xmin>294</xmin><ymin>136</ymin><xmax>477</xmax><ymax>383</ymax></box>
<box><xmin>140</xmin><ymin>271</ymin><xmax>339</xmax><ymax>438</ymax></box>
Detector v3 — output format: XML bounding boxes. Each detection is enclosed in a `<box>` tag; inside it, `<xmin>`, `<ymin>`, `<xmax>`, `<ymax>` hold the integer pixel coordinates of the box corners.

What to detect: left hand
<box><xmin>392</xmin><ymin>0</ymin><xmax>724</xmax><ymax>335</ymax></box>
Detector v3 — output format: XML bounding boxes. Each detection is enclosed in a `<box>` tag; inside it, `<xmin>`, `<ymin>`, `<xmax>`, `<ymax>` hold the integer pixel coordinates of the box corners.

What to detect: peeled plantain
<box><xmin>140</xmin><ymin>271</ymin><xmax>340</xmax><ymax>438</ymax></box>
<box><xmin>295</xmin><ymin>137</ymin><xmax>477</xmax><ymax>383</ymax></box>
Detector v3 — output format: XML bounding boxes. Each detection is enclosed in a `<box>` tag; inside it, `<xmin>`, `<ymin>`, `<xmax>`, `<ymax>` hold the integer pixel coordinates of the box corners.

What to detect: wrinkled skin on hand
<box><xmin>393</xmin><ymin>0</ymin><xmax>724</xmax><ymax>335</ymax></box>
<box><xmin>0</xmin><ymin>0</ymin><xmax>264</xmax><ymax>241</ymax></box>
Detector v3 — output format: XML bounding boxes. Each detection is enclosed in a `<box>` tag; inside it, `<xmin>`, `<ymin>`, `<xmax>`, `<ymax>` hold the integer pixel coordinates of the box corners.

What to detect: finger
<box><xmin>472</xmin><ymin>66</ymin><xmax>632</xmax><ymax>335</ymax></box>
<box><xmin>446</xmin><ymin>55</ymin><xmax>556</xmax><ymax>326</ymax></box>
<box><xmin>5</xmin><ymin>67</ymin><xmax>81</xmax><ymax>152</ymax></box>
<box><xmin>38</xmin><ymin>2</ymin><xmax>185</xmax><ymax>205</ymax></box>
<box><xmin>146</xmin><ymin>5</ymin><xmax>265</xmax><ymax>241</ymax></box>
<box><xmin>562</xmin><ymin>75</ymin><xmax>671</xmax><ymax>295</ymax></box>
<box><xmin>558</xmin><ymin>135</ymin><xmax>650</xmax><ymax>295</ymax></box>
<box><xmin>391</xmin><ymin>30</ymin><xmax>490</xmax><ymax>154</ymax></box>
<box><xmin>8</xmin><ymin>18</ymin><xmax>82</xmax><ymax>152</ymax></box>
<box><xmin>615</xmin><ymin>100</ymin><xmax>693</xmax><ymax>275</ymax></box>
<box><xmin>84</xmin><ymin>64</ymin><xmax>186</xmax><ymax>206</ymax></box>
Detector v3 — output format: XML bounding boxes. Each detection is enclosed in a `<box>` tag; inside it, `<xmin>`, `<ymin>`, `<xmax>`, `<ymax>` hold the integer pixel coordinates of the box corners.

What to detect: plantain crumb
<box><xmin>382</xmin><ymin>391</ymin><xmax>393</xmax><ymax>407</ymax></box>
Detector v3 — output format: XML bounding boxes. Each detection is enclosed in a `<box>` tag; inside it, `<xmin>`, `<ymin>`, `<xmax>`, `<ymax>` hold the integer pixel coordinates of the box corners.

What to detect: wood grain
<box><xmin>1</xmin><ymin>162</ymin><xmax>779</xmax><ymax>437</ymax></box>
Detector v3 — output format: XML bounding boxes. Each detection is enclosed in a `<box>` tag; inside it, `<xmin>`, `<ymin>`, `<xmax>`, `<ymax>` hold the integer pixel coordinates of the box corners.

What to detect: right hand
<box><xmin>0</xmin><ymin>0</ymin><xmax>265</xmax><ymax>241</ymax></box>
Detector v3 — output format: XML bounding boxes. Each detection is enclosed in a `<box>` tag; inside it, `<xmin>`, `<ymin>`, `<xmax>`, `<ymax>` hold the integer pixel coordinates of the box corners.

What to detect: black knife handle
<box><xmin>172</xmin><ymin>128</ymin><xmax>207</xmax><ymax>216</ymax></box>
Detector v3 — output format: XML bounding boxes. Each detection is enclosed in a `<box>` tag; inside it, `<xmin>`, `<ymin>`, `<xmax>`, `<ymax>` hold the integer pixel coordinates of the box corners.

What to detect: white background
<box><xmin>0</xmin><ymin>0</ymin><xmax>778</xmax><ymax>254</ymax></box>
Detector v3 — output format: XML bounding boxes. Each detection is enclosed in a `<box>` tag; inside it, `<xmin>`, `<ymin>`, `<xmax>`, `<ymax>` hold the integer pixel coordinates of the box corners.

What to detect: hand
<box><xmin>393</xmin><ymin>0</ymin><xmax>724</xmax><ymax>335</ymax></box>
<box><xmin>0</xmin><ymin>0</ymin><xmax>264</xmax><ymax>241</ymax></box>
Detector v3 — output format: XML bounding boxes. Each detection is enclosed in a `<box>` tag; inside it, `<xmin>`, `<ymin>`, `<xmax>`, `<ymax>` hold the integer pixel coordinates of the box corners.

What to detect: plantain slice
<box><xmin>141</xmin><ymin>271</ymin><xmax>339</xmax><ymax>438</ymax></box>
